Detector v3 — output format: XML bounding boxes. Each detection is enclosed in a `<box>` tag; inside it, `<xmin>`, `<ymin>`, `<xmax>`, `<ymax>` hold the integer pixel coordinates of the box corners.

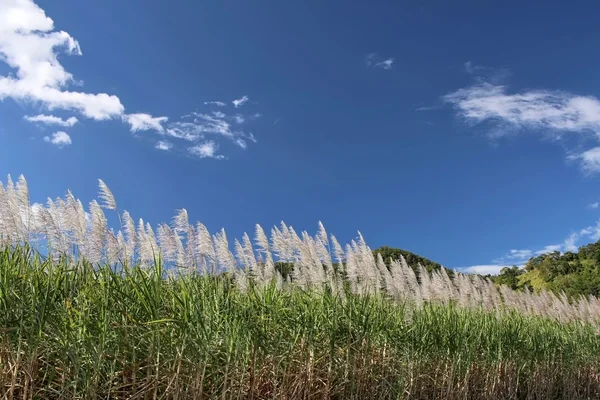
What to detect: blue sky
<box><xmin>2</xmin><ymin>0</ymin><xmax>600</xmax><ymax>274</ymax></box>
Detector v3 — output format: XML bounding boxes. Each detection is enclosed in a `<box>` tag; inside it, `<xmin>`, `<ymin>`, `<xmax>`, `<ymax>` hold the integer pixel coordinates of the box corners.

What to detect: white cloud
<box><xmin>589</xmin><ymin>202</ymin><xmax>599</xmax><ymax>209</ymax></box>
<box><xmin>376</xmin><ymin>59</ymin><xmax>394</xmax><ymax>70</ymax></box>
<box><xmin>0</xmin><ymin>0</ymin><xmax>124</xmax><ymax>119</ymax></box>
<box><xmin>563</xmin><ymin>232</ymin><xmax>579</xmax><ymax>252</ymax></box>
<box><xmin>569</xmin><ymin>147</ymin><xmax>600</xmax><ymax>174</ymax></box>
<box><xmin>123</xmin><ymin>113</ymin><xmax>168</xmax><ymax>133</ymax></box>
<box><xmin>155</xmin><ymin>140</ymin><xmax>172</xmax><ymax>151</ymax></box>
<box><xmin>189</xmin><ymin>140</ymin><xmax>224</xmax><ymax>159</ymax></box>
<box><xmin>24</xmin><ymin>114</ymin><xmax>78</xmax><ymax>127</ymax></box>
<box><xmin>462</xmin><ymin>264</ymin><xmax>517</xmax><ymax>275</ymax></box>
<box><xmin>444</xmin><ymin>70</ymin><xmax>600</xmax><ymax>174</ymax></box>
<box><xmin>580</xmin><ymin>219</ymin><xmax>600</xmax><ymax>241</ymax></box>
<box><xmin>534</xmin><ymin>244</ymin><xmax>562</xmax><ymax>255</ymax></box>
<box><xmin>204</xmin><ymin>101</ymin><xmax>226</xmax><ymax>107</ymax></box>
<box><xmin>444</xmin><ymin>83</ymin><xmax>600</xmax><ymax>136</ymax></box>
<box><xmin>365</xmin><ymin>53</ymin><xmax>394</xmax><ymax>70</ymax></box>
<box><xmin>0</xmin><ymin>0</ymin><xmax>261</xmax><ymax>159</ymax></box>
<box><xmin>166</xmin><ymin>112</ymin><xmax>254</xmax><ymax>148</ymax></box>
<box><xmin>43</xmin><ymin>131</ymin><xmax>71</xmax><ymax>147</ymax></box>
<box><xmin>508</xmin><ymin>249</ymin><xmax>533</xmax><ymax>260</ymax></box>
<box><xmin>232</xmin><ymin>95</ymin><xmax>249</xmax><ymax>108</ymax></box>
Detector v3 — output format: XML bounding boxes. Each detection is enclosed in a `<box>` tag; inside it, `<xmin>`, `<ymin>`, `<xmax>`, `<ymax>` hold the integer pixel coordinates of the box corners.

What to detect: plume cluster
<box><xmin>1</xmin><ymin>174</ymin><xmax>599</xmax><ymax>325</ymax></box>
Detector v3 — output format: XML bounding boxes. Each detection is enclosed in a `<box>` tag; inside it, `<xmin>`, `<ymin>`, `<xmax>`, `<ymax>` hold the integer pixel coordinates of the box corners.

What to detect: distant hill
<box><xmin>372</xmin><ymin>246</ymin><xmax>444</xmax><ymax>273</ymax></box>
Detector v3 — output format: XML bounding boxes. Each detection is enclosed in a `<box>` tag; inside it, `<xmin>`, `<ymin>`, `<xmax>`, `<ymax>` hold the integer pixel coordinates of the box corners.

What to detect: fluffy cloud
<box><xmin>123</xmin><ymin>113</ymin><xmax>168</xmax><ymax>133</ymax></box>
<box><xmin>507</xmin><ymin>249</ymin><xmax>533</xmax><ymax>260</ymax></box>
<box><xmin>24</xmin><ymin>114</ymin><xmax>78</xmax><ymax>127</ymax></box>
<box><xmin>0</xmin><ymin>0</ymin><xmax>124</xmax><ymax>119</ymax></box>
<box><xmin>155</xmin><ymin>140</ymin><xmax>172</xmax><ymax>151</ymax></box>
<box><xmin>43</xmin><ymin>131</ymin><xmax>71</xmax><ymax>147</ymax></box>
<box><xmin>189</xmin><ymin>140</ymin><xmax>224</xmax><ymax>159</ymax></box>
<box><xmin>568</xmin><ymin>147</ymin><xmax>600</xmax><ymax>174</ymax></box>
<box><xmin>232</xmin><ymin>95</ymin><xmax>249</xmax><ymax>108</ymax></box>
<box><xmin>365</xmin><ymin>53</ymin><xmax>394</xmax><ymax>70</ymax></box>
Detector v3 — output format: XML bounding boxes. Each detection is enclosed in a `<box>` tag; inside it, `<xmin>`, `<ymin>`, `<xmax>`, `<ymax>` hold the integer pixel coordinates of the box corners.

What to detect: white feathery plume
<box><xmin>137</xmin><ymin>218</ymin><xmax>152</xmax><ymax>266</ymax></box>
<box><xmin>440</xmin><ymin>267</ymin><xmax>459</xmax><ymax>302</ymax></box>
<box><xmin>376</xmin><ymin>253</ymin><xmax>394</xmax><ymax>296</ymax></box>
<box><xmin>314</xmin><ymin>223</ymin><xmax>334</xmax><ymax>282</ymax></box>
<box><xmin>39</xmin><ymin>200</ymin><xmax>63</xmax><ymax>256</ymax></box>
<box><xmin>242</xmin><ymin>232</ymin><xmax>259</xmax><ymax>279</ymax></box>
<box><xmin>184</xmin><ymin>224</ymin><xmax>198</xmax><ymax>271</ymax></box>
<box><xmin>280</xmin><ymin>222</ymin><xmax>296</xmax><ymax>260</ymax></box>
<box><xmin>87</xmin><ymin>200</ymin><xmax>107</xmax><ymax>264</ymax></box>
<box><xmin>173</xmin><ymin>209</ymin><xmax>189</xmax><ymax>233</ymax></box>
<box><xmin>157</xmin><ymin>223</ymin><xmax>177</xmax><ymax>263</ymax></box>
<box><xmin>389</xmin><ymin>259</ymin><xmax>410</xmax><ymax>301</ymax></box>
<box><xmin>255</xmin><ymin>224</ymin><xmax>275</xmax><ymax>281</ymax></box>
<box><xmin>16</xmin><ymin>175</ymin><xmax>32</xmax><ymax>240</ymax></box>
<box><xmin>174</xmin><ymin>230</ymin><xmax>186</xmax><ymax>270</ymax></box>
<box><xmin>271</xmin><ymin>222</ymin><xmax>296</xmax><ymax>262</ymax></box>
<box><xmin>63</xmin><ymin>191</ymin><xmax>85</xmax><ymax>247</ymax></box>
<box><xmin>344</xmin><ymin>244</ymin><xmax>359</xmax><ymax>293</ymax></box>
<box><xmin>429</xmin><ymin>270</ymin><xmax>448</xmax><ymax>303</ymax></box>
<box><xmin>97</xmin><ymin>179</ymin><xmax>117</xmax><ymax>210</ymax></box>
<box><xmin>355</xmin><ymin>232</ymin><xmax>380</xmax><ymax>293</ymax></box>
<box><xmin>303</xmin><ymin>231</ymin><xmax>328</xmax><ymax>287</ymax></box>
<box><xmin>234</xmin><ymin>239</ymin><xmax>245</xmax><ymax>267</ymax></box>
<box><xmin>400</xmin><ymin>256</ymin><xmax>422</xmax><ymax>307</ymax></box>
<box><xmin>171</xmin><ymin>209</ymin><xmax>194</xmax><ymax>269</ymax></box>
<box><xmin>145</xmin><ymin>222</ymin><xmax>159</xmax><ymax>260</ymax></box>
<box><xmin>105</xmin><ymin>229</ymin><xmax>121</xmax><ymax>265</ymax></box>
<box><xmin>317</xmin><ymin>221</ymin><xmax>328</xmax><ymax>247</ymax></box>
<box><xmin>3</xmin><ymin>175</ymin><xmax>21</xmax><ymax>241</ymax></box>
<box><xmin>122</xmin><ymin>211</ymin><xmax>136</xmax><ymax>263</ymax></box>
<box><xmin>330</xmin><ymin>235</ymin><xmax>345</xmax><ymax>265</ymax></box>
<box><xmin>196</xmin><ymin>222</ymin><xmax>216</xmax><ymax>274</ymax></box>
<box><xmin>214</xmin><ymin>228</ymin><xmax>236</xmax><ymax>274</ymax></box>
<box><xmin>270</xmin><ymin>226</ymin><xmax>287</xmax><ymax>261</ymax></box>
<box><xmin>417</xmin><ymin>264</ymin><xmax>432</xmax><ymax>302</ymax></box>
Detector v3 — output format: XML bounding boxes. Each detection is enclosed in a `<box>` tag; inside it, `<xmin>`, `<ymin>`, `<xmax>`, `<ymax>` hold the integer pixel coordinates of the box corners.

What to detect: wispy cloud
<box><xmin>189</xmin><ymin>140</ymin><xmax>224</xmax><ymax>159</ymax></box>
<box><xmin>0</xmin><ymin>0</ymin><xmax>262</xmax><ymax>158</ymax></box>
<box><xmin>444</xmin><ymin>83</ymin><xmax>600</xmax><ymax>135</ymax></box>
<box><xmin>444</xmin><ymin>64</ymin><xmax>600</xmax><ymax>173</ymax></box>
<box><xmin>155</xmin><ymin>140</ymin><xmax>172</xmax><ymax>151</ymax></box>
<box><xmin>232</xmin><ymin>95</ymin><xmax>249</xmax><ymax>108</ymax></box>
<box><xmin>166</xmin><ymin>111</ymin><xmax>256</xmax><ymax>149</ymax></box>
<box><xmin>43</xmin><ymin>131</ymin><xmax>71</xmax><ymax>147</ymax></box>
<box><xmin>24</xmin><ymin>114</ymin><xmax>78</xmax><ymax>127</ymax></box>
<box><xmin>204</xmin><ymin>101</ymin><xmax>226</xmax><ymax>107</ymax></box>
<box><xmin>589</xmin><ymin>202</ymin><xmax>599</xmax><ymax>209</ymax></box>
<box><xmin>123</xmin><ymin>113</ymin><xmax>168</xmax><ymax>133</ymax></box>
<box><xmin>365</xmin><ymin>53</ymin><xmax>394</xmax><ymax>70</ymax></box>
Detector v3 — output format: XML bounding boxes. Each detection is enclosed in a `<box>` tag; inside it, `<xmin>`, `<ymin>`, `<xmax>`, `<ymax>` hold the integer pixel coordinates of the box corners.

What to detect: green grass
<box><xmin>2</xmin><ymin>246</ymin><xmax>600</xmax><ymax>399</ymax></box>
